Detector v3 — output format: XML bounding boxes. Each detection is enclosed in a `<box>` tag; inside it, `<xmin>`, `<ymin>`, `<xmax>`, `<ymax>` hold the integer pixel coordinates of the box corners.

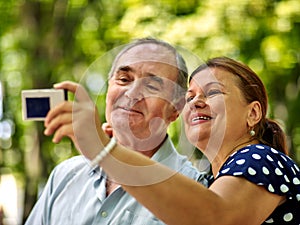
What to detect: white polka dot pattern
<box><xmin>280</xmin><ymin>184</ymin><xmax>289</xmax><ymax>193</ymax></box>
<box><xmin>268</xmin><ymin>184</ymin><xmax>275</xmax><ymax>193</ymax></box>
<box><xmin>262</xmin><ymin>166</ymin><xmax>269</xmax><ymax>175</ymax></box>
<box><xmin>216</xmin><ymin>144</ymin><xmax>300</xmax><ymax>224</ymax></box>
<box><xmin>248</xmin><ymin>167</ymin><xmax>256</xmax><ymax>175</ymax></box>
<box><xmin>275</xmin><ymin>168</ymin><xmax>283</xmax><ymax>176</ymax></box>
<box><xmin>252</xmin><ymin>153</ymin><xmax>261</xmax><ymax>160</ymax></box>
<box><xmin>236</xmin><ymin>159</ymin><xmax>245</xmax><ymax>165</ymax></box>
<box><xmin>293</xmin><ymin>177</ymin><xmax>300</xmax><ymax>185</ymax></box>
<box><xmin>283</xmin><ymin>213</ymin><xmax>293</xmax><ymax>222</ymax></box>
<box><xmin>267</xmin><ymin>155</ymin><xmax>274</xmax><ymax>161</ymax></box>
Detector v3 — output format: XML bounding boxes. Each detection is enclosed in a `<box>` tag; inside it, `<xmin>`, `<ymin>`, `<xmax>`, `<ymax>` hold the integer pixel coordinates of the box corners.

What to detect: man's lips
<box><xmin>118</xmin><ymin>106</ymin><xmax>143</xmax><ymax>115</ymax></box>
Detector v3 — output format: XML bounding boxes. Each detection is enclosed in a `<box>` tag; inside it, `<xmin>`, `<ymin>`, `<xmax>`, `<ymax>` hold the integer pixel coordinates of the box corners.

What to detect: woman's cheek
<box><xmin>208</xmin><ymin>96</ymin><xmax>226</xmax><ymax>115</ymax></box>
<box><xmin>182</xmin><ymin>104</ymin><xmax>189</xmax><ymax>122</ymax></box>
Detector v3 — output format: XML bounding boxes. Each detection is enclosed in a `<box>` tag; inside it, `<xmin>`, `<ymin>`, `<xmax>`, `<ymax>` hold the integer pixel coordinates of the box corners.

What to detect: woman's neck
<box><xmin>208</xmin><ymin>139</ymin><xmax>259</xmax><ymax>177</ymax></box>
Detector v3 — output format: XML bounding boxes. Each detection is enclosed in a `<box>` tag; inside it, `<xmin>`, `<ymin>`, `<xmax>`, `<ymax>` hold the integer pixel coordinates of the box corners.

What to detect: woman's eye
<box><xmin>207</xmin><ymin>89</ymin><xmax>223</xmax><ymax>97</ymax></box>
<box><xmin>186</xmin><ymin>96</ymin><xmax>194</xmax><ymax>102</ymax></box>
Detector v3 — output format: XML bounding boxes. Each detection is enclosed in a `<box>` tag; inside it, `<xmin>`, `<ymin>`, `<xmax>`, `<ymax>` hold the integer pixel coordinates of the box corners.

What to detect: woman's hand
<box><xmin>44</xmin><ymin>81</ymin><xmax>109</xmax><ymax>160</ymax></box>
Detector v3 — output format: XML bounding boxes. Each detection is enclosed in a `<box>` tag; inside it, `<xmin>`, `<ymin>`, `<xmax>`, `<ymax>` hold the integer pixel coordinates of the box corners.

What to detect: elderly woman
<box><xmin>45</xmin><ymin>57</ymin><xmax>300</xmax><ymax>225</ymax></box>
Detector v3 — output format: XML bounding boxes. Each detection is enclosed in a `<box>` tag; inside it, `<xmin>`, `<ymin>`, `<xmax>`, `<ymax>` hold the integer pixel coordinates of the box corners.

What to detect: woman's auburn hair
<box><xmin>190</xmin><ymin>56</ymin><xmax>288</xmax><ymax>155</ymax></box>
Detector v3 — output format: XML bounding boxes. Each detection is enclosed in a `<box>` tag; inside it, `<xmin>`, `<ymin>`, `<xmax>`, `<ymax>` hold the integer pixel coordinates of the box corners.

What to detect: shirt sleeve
<box><xmin>24</xmin><ymin>169</ymin><xmax>57</xmax><ymax>225</ymax></box>
<box><xmin>24</xmin><ymin>156</ymin><xmax>82</xmax><ymax>224</ymax></box>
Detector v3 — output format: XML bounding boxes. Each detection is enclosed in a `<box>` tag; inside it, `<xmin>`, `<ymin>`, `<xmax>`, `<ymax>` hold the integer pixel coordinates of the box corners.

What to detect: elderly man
<box><xmin>25</xmin><ymin>38</ymin><xmax>207</xmax><ymax>225</ymax></box>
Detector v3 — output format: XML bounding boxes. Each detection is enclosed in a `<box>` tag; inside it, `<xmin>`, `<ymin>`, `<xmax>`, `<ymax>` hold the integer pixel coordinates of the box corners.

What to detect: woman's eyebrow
<box><xmin>206</xmin><ymin>81</ymin><xmax>225</xmax><ymax>87</ymax></box>
<box><xmin>188</xmin><ymin>81</ymin><xmax>225</xmax><ymax>90</ymax></box>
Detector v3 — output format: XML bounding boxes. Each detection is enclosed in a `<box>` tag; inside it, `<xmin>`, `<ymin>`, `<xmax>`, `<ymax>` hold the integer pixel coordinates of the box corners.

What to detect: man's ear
<box><xmin>247</xmin><ymin>101</ymin><xmax>262</xmax><ymax>127</ymax></box>
<box><xmin>168</xmin><ymin>97</ymin><xmax>185</xmax><ymax>122</ymax></box>
<box><xmin>102</xmin><ymin>122</ymin><xmax>113</xmax><ymax>137</ymax></box>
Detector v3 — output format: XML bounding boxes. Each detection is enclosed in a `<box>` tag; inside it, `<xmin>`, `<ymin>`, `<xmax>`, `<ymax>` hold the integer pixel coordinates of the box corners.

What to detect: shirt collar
<box><xmin>151</xmin><ymin>135</ymin><xmax>186</xmax><ymax>171</ymax></box>
<box><xmin>89</xmin><ymin>135</ymin><xmax>184</xmax><ymax>178</ymax></box>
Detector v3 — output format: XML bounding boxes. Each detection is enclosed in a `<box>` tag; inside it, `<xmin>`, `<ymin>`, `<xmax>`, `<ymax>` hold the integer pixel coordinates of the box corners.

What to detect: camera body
<box><xmin>22</xmin><ymin>89</ymin><xmax>67</xmax><ymax>121</ymax></box>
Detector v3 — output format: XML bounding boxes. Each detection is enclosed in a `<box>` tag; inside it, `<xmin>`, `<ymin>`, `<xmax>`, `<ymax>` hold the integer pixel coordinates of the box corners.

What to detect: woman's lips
<box><xmin>192</xmin><ymin>115</ymin><xmax>212</xmax><ymax>122</ymax></box>
<box><xmin>190</xmin><ymin>113</ymin><xmax>213</xmax><ymax>125</ymax></box>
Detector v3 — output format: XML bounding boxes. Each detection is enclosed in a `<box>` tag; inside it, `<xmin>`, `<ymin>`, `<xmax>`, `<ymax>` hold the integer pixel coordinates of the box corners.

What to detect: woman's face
<box><xmin>183</xmin><ymin>67</ymin><xmax>250</xmax><ymax>154</ymax></box>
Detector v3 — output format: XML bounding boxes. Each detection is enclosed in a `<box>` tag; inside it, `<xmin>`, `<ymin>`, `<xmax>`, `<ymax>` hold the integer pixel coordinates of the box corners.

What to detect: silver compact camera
<box><xmin>22</xmin><ymin>89</ymin><xmax>67</xmax><ymax>121</ymax></box>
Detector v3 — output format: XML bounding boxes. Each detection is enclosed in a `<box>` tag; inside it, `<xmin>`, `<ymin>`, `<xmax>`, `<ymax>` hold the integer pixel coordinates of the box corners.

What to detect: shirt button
<box><xmin>101</xmin><ymin>211</ymin><xmax>108</xmax><ymax>218</ymax></box>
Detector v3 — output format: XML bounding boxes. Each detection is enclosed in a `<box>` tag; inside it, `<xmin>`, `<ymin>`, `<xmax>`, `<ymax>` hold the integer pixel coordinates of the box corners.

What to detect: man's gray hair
<box><xmin>108</xmin><ymin>38</ymin><xmax>188</xmax><ymax>100</ymax></box>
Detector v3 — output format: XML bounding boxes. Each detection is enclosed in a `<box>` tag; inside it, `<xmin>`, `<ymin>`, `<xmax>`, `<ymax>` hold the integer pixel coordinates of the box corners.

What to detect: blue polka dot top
<box><xmin>216</xmin><ymin>144</ymin><xmax>300</xmax><ymax>224</ymax></box>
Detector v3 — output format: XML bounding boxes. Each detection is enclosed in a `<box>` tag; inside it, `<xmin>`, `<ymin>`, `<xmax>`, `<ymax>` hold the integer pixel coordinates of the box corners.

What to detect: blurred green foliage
<box><xmin>0</xmin><ymin>0</ymin><xmax>300</xmax><ymax>222</ymax></box>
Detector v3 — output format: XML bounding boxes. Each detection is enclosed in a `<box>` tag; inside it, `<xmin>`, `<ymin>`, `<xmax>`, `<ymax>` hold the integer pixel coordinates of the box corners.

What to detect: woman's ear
<box><xmin>247</xmin><ymin>101</ymin><xmax>262</xmax><ymax>127</ymax></box>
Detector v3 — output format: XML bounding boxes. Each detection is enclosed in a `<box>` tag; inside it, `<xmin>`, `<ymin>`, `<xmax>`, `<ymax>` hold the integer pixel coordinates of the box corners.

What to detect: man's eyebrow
<box><xmin>117</xmin><ymin>65</ymin><xmax>133</xmax><ymax>72</ymax></box>
<box><xmin>147</xmin><ymin>74</ymin><xmax>164</xmax><ymax>86</ymax></box>
<box><xmin>116</xmin><ymin>66</ymin><xmax>164</xmax><ymax>85</ymax></box>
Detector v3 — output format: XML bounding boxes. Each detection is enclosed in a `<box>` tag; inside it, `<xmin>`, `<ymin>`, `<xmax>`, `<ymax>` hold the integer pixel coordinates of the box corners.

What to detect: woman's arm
<box><xmin>45</xmin><ymin>81</ymin><xmax>283</xmax><ymax>225</ymax></box>
<box><xmin>102</xmin><ymin>144</ymin><xmax>283</xmax><ymax>225</ymax></box>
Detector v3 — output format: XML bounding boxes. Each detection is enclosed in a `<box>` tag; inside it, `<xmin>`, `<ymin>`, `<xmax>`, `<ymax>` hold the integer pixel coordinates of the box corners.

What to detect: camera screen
<box><xmin>26</xmin><ymin>97</ymin><xmax>50</xmax><ymax>118</ymax></box>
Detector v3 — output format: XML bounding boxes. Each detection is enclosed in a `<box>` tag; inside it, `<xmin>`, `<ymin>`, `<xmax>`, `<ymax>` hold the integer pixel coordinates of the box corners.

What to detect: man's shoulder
<box><xmin>51</xmin><ymin>155</ymin><xmax>91</xmax><ymax>178</ymax></box>
<box><xmin>55</xmin><ymin>155</ymin><xmax>88</xmax><ymax>167</ymax></box>
<box><xmin>163</xmin><ymin>139</ymin><xmax>213</xmax><ymax>186</ymax></box>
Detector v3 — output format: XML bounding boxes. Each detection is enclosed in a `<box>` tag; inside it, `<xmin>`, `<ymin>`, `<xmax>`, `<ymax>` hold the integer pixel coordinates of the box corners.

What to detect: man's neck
<box><xmin>116</xmin><ymin>134</ymin><xmax>168</xmax><ymax>158</ymax></box>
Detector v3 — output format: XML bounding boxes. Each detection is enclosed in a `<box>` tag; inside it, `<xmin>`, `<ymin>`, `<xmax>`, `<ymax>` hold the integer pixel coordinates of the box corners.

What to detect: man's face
<box><xmin>105</xmin><ymin>43</ymin><xmax>181</xmax><ymax>150</ymax></box>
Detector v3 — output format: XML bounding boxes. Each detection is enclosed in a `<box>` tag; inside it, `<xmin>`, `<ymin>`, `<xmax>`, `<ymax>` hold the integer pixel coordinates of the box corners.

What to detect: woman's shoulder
<box><xmin>217</xmin><ymin>144</ymin><xmax>300</xmax><ymax>196</ymax></box>
<box><xmin>217</xmin><ymin>144</ymin><xmax>300</xmax><ymax>225</ymax></box>
<box><xmin>226</xmin><ymin>144</ymin><xmax>299</xmax><ymax>172</ymax></box>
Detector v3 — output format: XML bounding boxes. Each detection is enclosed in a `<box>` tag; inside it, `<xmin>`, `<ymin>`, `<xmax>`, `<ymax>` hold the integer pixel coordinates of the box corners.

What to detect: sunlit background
<box><xmin>0</xmin><ymin>0</ymin><xmax>300</xmax><ymax>224</ymax></box>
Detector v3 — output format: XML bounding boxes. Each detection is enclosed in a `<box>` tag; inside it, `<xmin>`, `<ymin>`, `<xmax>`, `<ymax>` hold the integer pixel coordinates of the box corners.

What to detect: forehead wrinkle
<box><xmin>116</xmin><ymin>64</ymin><xmax>164</xmax><ymax>84</ymax></box>
<box><xmin>116</xmin><ymin>44</ymin><xmax>178</xmax><ymax>70</ymax></box>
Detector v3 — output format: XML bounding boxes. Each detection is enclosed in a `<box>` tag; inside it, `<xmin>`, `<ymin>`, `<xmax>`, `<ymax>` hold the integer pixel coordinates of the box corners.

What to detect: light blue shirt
<box><xmin>25</xmin><ymin>137</ymin><xmax>207</xmax><ymax>225</ymax></box>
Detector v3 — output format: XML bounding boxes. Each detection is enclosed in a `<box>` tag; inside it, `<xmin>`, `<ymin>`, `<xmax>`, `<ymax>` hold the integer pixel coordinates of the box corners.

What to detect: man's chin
<box><xmin>114</xmin><ymin>129</ymin><xmax>166</xmax><ymax>152</ymax></box>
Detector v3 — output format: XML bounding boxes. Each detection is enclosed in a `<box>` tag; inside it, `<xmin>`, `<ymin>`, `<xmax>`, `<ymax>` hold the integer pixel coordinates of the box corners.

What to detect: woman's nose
<box><xmin>189</xmin><ymin>94</ymin><xmax>207</xmax><ymax>109</ymax></box>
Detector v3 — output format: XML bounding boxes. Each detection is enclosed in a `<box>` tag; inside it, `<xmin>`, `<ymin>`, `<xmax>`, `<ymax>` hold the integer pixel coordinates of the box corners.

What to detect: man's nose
<box><xmin>124</xmin><ymin>81</ymin><xmax>144</xmax><ymax>101</ymax></box>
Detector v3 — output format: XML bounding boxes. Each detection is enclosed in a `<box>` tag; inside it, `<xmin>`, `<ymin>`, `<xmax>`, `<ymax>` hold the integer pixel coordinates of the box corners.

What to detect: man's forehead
<box><xmin>116</xmin><ymin>43</ymin><xmax>178</xmax><ymax>68</ymax></box>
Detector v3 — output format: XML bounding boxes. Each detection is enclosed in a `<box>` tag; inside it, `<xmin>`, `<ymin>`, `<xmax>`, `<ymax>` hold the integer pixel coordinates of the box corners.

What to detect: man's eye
<box><xmin>120</xmin><ymin>78</ymin><xmax>129</xmax><ymax>82</ymax></box>
<box><xmin>144</xmin><ymin>79</ymin><xmax>161</xmax><ymax>92</ymax></box>
<box><xmin>146</xmin><ymin>84</ymin><xmax>160</xmax><ymax>91</ymax></box>
<box><xmin>116</xmin><ymin>76</ymin><xmax>130</xmax><ymax>84</ymax></box>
